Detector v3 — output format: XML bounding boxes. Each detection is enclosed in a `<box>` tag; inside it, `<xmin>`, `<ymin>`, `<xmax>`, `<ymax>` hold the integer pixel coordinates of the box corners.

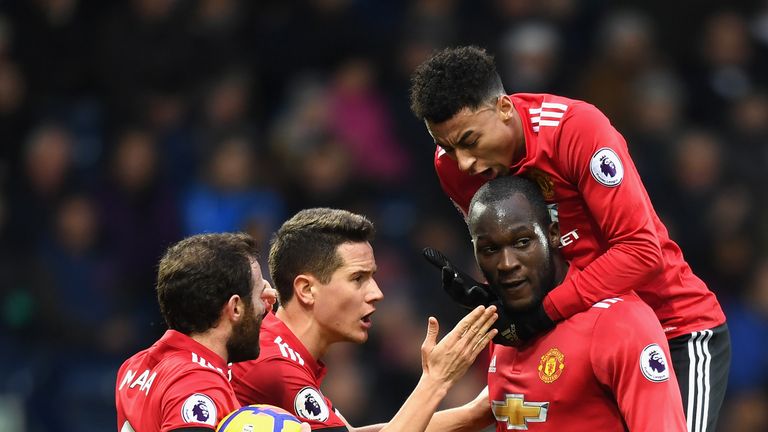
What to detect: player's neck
<box><xmin>189</xmin><ymin>328</ymin><xmax>229</xmax><ymax>363</ymax></box>
<box><xmin>276</xmin><ymin>305</ymin><xmax>331</xmax><ymax>360</ymax></box>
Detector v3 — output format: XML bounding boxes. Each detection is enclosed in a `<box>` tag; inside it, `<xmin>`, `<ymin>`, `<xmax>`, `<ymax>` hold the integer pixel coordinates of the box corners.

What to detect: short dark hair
<box><xmin>409</xmin><ymin>46</ymin><xmax>505</xmax><ymax>123</ymax></box>
<box><xmin>157</xmin><ymin>233</ymin><xmax>258</xmax><ymax>334</ymax></box>
<box><xmin>469</xmin><ymin>176</ymin><xmax>550</xmax><ymax>227</ymax></box>
<box><xmin>269</xmin><ymin>208</ymin><xmax>375</xmax><ymax>303</ymax></box>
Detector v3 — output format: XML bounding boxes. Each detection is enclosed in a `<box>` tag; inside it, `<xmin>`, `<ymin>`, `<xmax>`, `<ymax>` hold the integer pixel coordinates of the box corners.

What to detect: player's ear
<box><xmin>548</xmin><ymin>221</ymin><xmax>561</xmax><ymax>248</ymax></box>
<box><xmin>497</xmin><ymin>95</ymin><xmax>514</xmax><ymax>121</ymax></box>
<box><xmin>224</xmin><ymin>294</ymin><xmax>244</xmax><ymax>321</ymax></box>
<box><xmin>293</xmin><ymin>274</ymin><xmax>315</xmax><ymax>306</ymax></box>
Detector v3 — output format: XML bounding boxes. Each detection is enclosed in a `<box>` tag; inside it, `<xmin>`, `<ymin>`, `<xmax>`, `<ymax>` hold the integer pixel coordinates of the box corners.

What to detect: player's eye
<box><xmin>479</xmin><ymin>245</ymin><xmax>498</xmax><ymax>255</ymax></box>
<box><xmin>514</xmin><ymin>238</ymin><xmax>532</xmax><ymax>248</ymax></box>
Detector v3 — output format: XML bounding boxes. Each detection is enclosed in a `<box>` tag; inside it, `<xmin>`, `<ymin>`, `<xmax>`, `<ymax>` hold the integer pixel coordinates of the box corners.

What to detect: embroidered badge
<box><xmin>527</xmin><ymin>168</ymin><xmax>556</xmax><ymax>200</ymax></box>
<box><xmin>294</xmin><ymin>387</ymin><xmax>330</xmax><ymax>421</ymax></box>
<box><xmin>538</xmin><ymin>348</ymin><xmax>565</xmax><ymax>383</ymax></box>
<box><xmin>181</xmin><ymin>393</ymin><xmax>217</xmax><ymax>425</ymax></box>
<box><xmin>589</xmin><ymin>147</ymin><xmax>624</xmax><ymax>187</ymax></box>
<box><xmin>640</xmin><ymin>343</ymin><xmax>670</xmax><ymax>382</ymax></box>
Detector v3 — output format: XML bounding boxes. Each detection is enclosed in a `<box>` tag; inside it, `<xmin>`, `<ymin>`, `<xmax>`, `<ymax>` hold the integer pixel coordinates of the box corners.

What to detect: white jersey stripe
<box><xmin>701</xmin><ymin>330</ymin><xmax>713</xmax><ymax>432</ymax></box>
<box><xmin>686</xmin><ymin>331</ymin><xmax>698</xmax><ymax>432</ymax></box>
<box><xmin>694</xmin><ymin>331</ymin><xmax>709</xmax><ymax>432</ymax></box>
<box><xmin>539</xmin><ymin>111</ymin><xmax>565</xmax><ymax>118</ymax></box>
<box><xmin>437</xmin><ymin>147</ymin><xmax>446</xmax><ymax>157</ymax></box>
<box><xmin>540</xmin><ymin>120</ymin><xmax>560</xmax><ymax>127</ymax></box>
<box><xmin>542</xmin><ymin>102</ymin><xmax>568</xmax><ymax>110</ymax></box>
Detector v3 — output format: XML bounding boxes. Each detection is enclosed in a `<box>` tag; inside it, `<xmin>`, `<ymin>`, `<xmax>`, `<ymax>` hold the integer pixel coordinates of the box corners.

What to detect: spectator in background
<box><xmin>183</xmin><ymin>136</ymin><xmax>285</xmax><ymax>248</ymax></box>
<box><xmin>6</xmin><ymin>122</ymin><xmax>77</xmax><ymax>253</ymax></box>
<box><xmin>687</xmin><ymin>10</ymin><xmax>765</xmax><ymax>126</ymax></box>
<box><xmin>576</xmin><ymin>9</ymin><xmax>660</xmax><ymax>131</ymax></box>
<box><xmin>497</xmin><ymin>21</ymin><xmax>564</xmax><ymax>94</ymax></box>
<box><xmin>328</xmin><ymin>57</ymin><xmax>410</xmax><ymax>185</ymax></box>
<box><xmin>97</xmin><ymin>126</ymin><xmax>180</xmax><ymax>343</ymax></box>
<box><xmin>721</xmin><ymin>258</ymin><xmax>768</xmax><ymax>431</ymax></box>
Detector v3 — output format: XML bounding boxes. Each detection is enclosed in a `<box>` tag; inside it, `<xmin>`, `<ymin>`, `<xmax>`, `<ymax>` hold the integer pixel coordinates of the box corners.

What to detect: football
<box><xmin>217</xmin><ymin>404</ymin><xmax>304</xmax><ymax>432</ymax></box>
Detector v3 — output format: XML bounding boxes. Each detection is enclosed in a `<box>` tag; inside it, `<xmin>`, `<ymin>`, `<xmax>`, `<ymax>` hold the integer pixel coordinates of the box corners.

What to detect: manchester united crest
<box><xmin>538</xmin><ymin>348</ymin><xmax>565</xmax><ymax>383</ymax></box>
<box><xmin>526</xmin><ymin>169</ymin><xmax>555</xmax><ymax>200</ymax></box>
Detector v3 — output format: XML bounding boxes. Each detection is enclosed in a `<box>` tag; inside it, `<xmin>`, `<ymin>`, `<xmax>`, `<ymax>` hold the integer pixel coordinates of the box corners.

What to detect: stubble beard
<box><xmin>226</xmin><ymin>305</ymin><xmax>263</xmax><ymax>363</ymax></box>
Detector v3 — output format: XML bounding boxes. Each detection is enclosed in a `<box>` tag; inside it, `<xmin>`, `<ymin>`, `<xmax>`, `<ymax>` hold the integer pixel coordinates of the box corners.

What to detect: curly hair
<box><xmin>157</xmin><ymin>232</ymin><xmax>259</xmax><ymax>335</ymax></box>
<box><xmin>269</xmin><ymin>208</ymin><xmax>375</xmax><ymax>304</ymax></box>
<box><xmin>409</xmin><ymin>46</ymin><xmax>505</xmax><ymax>123</ymax></box>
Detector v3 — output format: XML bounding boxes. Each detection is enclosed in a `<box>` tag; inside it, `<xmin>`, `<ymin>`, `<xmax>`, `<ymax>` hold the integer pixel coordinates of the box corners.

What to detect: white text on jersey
<box><xmin>119</xmin><ymin>369</ymin><xmax>157</xmax><ymax>396</ymax></box>
<box><xmin>274</xmin><ymin>336</ymin><xmax>305</xmax><ymax>365</ymax></box>
<box><xmin>192</xmin><ymin>352</ymin><xmax>225</xmax><ymax>375</ymax></box>
<box><xmin>560</xmin><ymin>229</ymin><xmax>579</xmax><ymax>247</ymax></box>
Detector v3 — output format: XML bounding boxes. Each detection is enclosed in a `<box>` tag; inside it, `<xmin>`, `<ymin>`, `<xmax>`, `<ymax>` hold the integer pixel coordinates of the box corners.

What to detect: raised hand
<box><xmin>420</xmin><ymin>305</ymin><xmax>498</xmax><ymax>385</ymax></box>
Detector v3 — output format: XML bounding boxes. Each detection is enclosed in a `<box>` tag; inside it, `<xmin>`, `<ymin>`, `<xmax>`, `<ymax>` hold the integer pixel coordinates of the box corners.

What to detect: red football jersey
<box><xmin>115</xmin><ymin>330</ymin><xmax>240</xmax><ymax>431</ymax></box>
<box><xmin>231</xmin><ymin>313</ymin><xmax>348</xmax><ymax>430</ymax></box>
<box><xmin>487</xmin><ymin>293</ymin><xmax>686</xmax><ymax>431</ymax></box>
<box><xmin>435</xmin><ymin>93</ymin><xmax>725</xmax><ymax>339</ymax></box>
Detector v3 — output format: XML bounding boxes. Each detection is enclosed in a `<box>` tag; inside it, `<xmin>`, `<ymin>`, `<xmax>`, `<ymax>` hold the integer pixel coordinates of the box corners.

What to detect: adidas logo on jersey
<box><xmin>529</xmin><ymin>102</ymin><xmax>568</xmax><ymax>133</ymax></box>
<box><xmin>489</xmin><ymin>355</ymin><xmax>497</xmax><ymax>373</ymax></box>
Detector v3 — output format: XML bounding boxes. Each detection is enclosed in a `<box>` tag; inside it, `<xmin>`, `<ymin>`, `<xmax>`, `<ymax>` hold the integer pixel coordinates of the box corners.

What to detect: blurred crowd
<box><xmin>0</xmin><ymin>0</ymin><xmax>767</xmax><ymax>431</ymax></box>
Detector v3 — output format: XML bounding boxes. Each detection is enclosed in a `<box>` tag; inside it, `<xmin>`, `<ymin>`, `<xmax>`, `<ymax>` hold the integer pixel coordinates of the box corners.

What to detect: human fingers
<box><xmin>457</xmin><ymin>305</ymin><xmax>496</xmax><ymax>340</ymax></box>
<box><xmin>300</xmin><ymin>422</ymin><xmax>311</xmax><ymax>432</ymax></box>
<box><xmin>444</xmin><ymin>305</ymin><xmax>487</xmax><ymax>342</ymax></box>
<box><xmin>459</xmin><ymin>307</ymin><xmax>498</xmax><ymax>356</ymax></box>
<box><xmin>421</xmin><ymin>317</ymin><xmax>439</xmax><ymax>371</ymax></box>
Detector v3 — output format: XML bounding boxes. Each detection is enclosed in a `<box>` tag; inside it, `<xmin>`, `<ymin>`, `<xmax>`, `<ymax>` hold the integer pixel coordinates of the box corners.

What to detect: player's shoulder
<box><xmin>512</xmin><ymin>93</ymin><xmax>591</xmax><ymax>115</ymax></box>
<box><xmin>588</xmin><ymin>292</ymin><xmax>649</xmax><ymax>314</ymax></box>
<box><xmin>588</xmin><ymin>293</ymin><xmax>659</xmax><ymax>332</ymax></box>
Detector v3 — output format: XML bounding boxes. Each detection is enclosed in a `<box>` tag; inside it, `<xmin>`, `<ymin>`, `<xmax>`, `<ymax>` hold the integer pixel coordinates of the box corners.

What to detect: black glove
<box><xmin>424</xmin><ymin>248</ymin><xmax>493</xmax><ymax>309</ymax></box>
<box><xmin>422</xmin><ymin>247</ymin><xmax>555</xmax><ymax>346</ymax></box>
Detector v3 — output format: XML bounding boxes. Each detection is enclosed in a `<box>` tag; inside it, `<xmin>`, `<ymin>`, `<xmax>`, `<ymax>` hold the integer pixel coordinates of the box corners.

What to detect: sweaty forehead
<box><xmin>470</xmin><ymin>194</ymin><xmax>535</xmax><ymax>232</ymax></box>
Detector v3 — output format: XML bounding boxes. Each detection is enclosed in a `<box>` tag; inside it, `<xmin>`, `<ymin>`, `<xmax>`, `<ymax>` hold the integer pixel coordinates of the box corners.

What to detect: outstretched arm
<box><xmin>426</xmin><ymin>386</ymin><xmax>494</xmax><ymax>432</ymax></box>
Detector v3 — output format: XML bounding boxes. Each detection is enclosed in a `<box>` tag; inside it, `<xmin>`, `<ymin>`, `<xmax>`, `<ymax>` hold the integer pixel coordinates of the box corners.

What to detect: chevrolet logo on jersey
<box><xmin>492</xmin><ymin>394</ymin><xmax>549</xmax><ymax>430</ymax></box>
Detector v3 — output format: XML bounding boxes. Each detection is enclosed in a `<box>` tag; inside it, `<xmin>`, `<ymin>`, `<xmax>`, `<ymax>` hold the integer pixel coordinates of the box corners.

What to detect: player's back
<box><xmin>116</xmin><ymin>330</ymin><xmax>239</xmax><ymax>432</ymax></box>
<box><xmin>231</xmin><ymin>313</ymin><xmax>347</xmax><ymax>429</ymax></box>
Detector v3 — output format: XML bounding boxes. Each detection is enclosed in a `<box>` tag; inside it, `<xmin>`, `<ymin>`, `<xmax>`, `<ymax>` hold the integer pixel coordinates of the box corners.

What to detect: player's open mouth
<box><xmin>361</xmin><ymin>311</ymin><xmax>374</xmax><ymax>328</ymax></box>
<box><xmin>480</xmin><ymin>168</ymin><xmax>496</xmax><ymax>180</ymax></box>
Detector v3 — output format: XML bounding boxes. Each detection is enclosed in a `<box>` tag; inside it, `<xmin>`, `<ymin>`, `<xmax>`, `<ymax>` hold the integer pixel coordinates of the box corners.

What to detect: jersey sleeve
<box><xmin>160</xmin><ymin>369</ymin><xmax>240</xmax><ymax>432</ymax></box>
<box><xmin>543</xmin><ymin>103</ymin><xmax>664</xmax><ymax>320</ymax></box>
<box><xmin>235</xmin><ymin>356</ymin><xmax>347</xmax><ymax>430</ymax></box>
<box><xmin>590</xmin><ymin>300</ymin><xmax>687</xmax><ymax>431</ymax></box>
